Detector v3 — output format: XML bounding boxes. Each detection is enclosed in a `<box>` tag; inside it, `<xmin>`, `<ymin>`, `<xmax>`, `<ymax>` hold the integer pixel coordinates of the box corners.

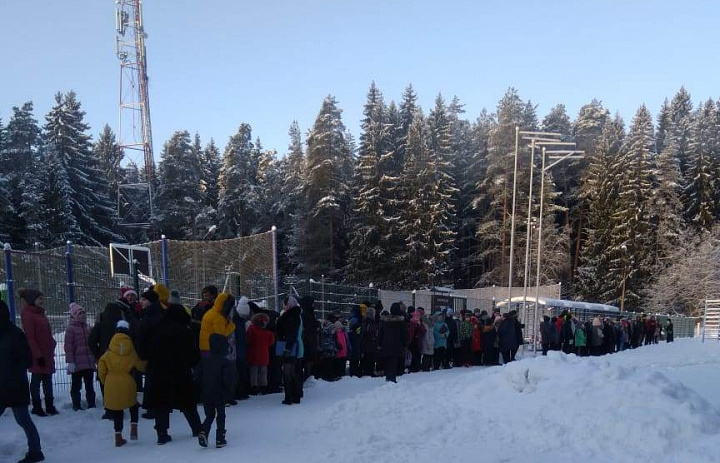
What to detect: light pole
<box><xmin>531</xmin><ymin>147</ymin><xmax>584</xmax><ymax>352</ymax></box>
<box><xmin>509</xmin><ymin>130</ymin><xmax>564</xmax><ymax>306</ymax></box>
<box><xmin>620</xmin><ymin>244</ymin><xmax>628</xmax><ymax>311</ymax></box>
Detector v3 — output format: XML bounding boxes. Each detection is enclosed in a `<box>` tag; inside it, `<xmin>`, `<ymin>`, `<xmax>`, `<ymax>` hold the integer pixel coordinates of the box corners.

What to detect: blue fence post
<box><xmin>66</xmin><ymin>240</ymin><xmax>75</xmax><ymax>304</ymax></box>
<box><xmin>161</xmin><ymin>235</ymin><xmax>169</xmax><ymax>286</ymax></box>
<box><xmin>4</xmin><ymin>243</ymin><xmax>16</xmax><ymax>323</ymax></box>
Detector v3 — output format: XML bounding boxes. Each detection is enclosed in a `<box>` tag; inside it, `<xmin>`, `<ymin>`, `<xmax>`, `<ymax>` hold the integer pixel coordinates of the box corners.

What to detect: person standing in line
<box><xmin>246</xmin><ymin>312</ymin><xmax>275</xmax><ymax>395</ymax></box>
<box><xmin>195</xmin><ymin>334</ymin><xmax>238</xmax><ymax>449</ymax></box>
<box><xmin>361</xmin><ymin>306</ymin><xmax>380</xmax><ymax>377</ymax></box>
<box><xmin>1</xmin><ymin>299</ymin><xmax>45</xmax><ymax>463</ymax></box>
<box><xmin>19</xmin><ymin>289</ymin><xmax>58</xmax><ymax>417</ymax></box>
<box><xmin>276</xmin><ymin>296</ymin><xmax>304</xmax><ymax>405</ymax></box>
<box><xmin>300</xmin><ymin>296</ymin><xmax>320</xmax><ymax>380</ymax></box>
<box><xmin>497</xmin><ymin>313</ymin><xmax>517</xmax><ymax>364</ymax></box>
<box><xmin>432</xmin><ymin>313</ymin><xmax>449</xmax><ymax>371</ymax></box>
<box><xmin>539</xmin><ymin>315</ymin><xmax>555</xmax><ymax>356</ymax></box>
<box><xmin>666</xmin><ymin>320</ymin><xmax>674</xmax><ymax>343</ymax></box>
<box><xmin>482</xmin><ymin>319</ymin><xmax>499</xmax><ymax>365</ymax></box>
<box><xmin>420</xmin><ymin>309</ymin><xmax>435</xmax><ymax>371</ymax></box>
<box><xmin>458</xmin><ymin>311</ymin><xmax>474</xmax><ymax>367</ymax></box>
<box><xmin>98</xmin><ymin>320</ymin><xmax>146</xmax><ymax>447</ymax></box>
<box><xmin>64</xmin><ymin>302</ymin><xmax>96</xmax><ymax>411</ymax></box>
<box><xmin>378</xmin><ymin>303</ymin><xmax>408</xmax><ymax>383</ymax></box>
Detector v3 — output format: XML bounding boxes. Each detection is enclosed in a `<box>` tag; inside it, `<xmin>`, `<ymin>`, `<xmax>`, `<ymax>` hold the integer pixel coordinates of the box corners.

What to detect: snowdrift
<box><xmin>2</xmin><ymin>339</ymin><xmax>720</xmax><ymax>463</ymax></box>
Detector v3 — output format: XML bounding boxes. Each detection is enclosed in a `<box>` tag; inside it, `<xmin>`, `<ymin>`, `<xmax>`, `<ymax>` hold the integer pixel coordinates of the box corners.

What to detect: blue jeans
<box><xmin>1</xmin><ymin>406</ymin><xmax>41</xmax><ymax>453</ymax></box>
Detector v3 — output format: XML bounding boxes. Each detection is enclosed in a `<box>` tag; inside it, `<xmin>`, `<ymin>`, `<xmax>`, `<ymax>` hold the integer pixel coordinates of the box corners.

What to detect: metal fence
<box><xmin>3</xmin><ymin>230</ymin><xmax>279</xmax><ymax>393</ymax></box>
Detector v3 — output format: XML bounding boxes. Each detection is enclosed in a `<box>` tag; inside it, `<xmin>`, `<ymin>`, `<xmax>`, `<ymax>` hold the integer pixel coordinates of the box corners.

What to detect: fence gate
<box><xmin>702</xmin><ymin>299</ymin><xmax>720</xmax><ymax>342</ymax></box>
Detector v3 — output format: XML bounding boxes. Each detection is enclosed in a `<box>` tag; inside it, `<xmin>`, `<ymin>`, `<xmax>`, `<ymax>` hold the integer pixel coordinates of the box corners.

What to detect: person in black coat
<box><xmin>378</xmin><ymin>303</ymin><xmax>408</xmax><ymax>383</ymax></box>
<box><xmin>497</xmin><ymin>313</ymin><xmax>517</xmax><ymax>364</ymax></box>
<box><xmin>276</xmin><ymin>296</ymin><xmax>304</xmax><ymax>405</ymax></box>
<box><xmin>510</xmin><ymin>311</ymin><xmax>524</xmax><ymax>361</ymax></box>
<box><xmin>195</xmin><ymin>334</ymin><xmax>237</xmax><ymax>448</ymax></box>
<box><xmin>142</xmin><ymin>303</ymin><xmax>202</xmax><ymax>445</ymax></box>
<box><xmin>0</xmin><ymin>300</ymin><xmax>44</xmax><ymax>463</ymax></box>
<box><xmin>300</xmin><ymin>296</ymin><xmax>319</xmax><ymax>380</ymax></box>
<box><xmin>666</xmin><ymin>320</ymin><xmax>674</xmax><ymax>343</ymax></box>
<box><xmin>539</xmin><ymin>315</ymin><xmax>557</xmax><ymax>356</ymax></box>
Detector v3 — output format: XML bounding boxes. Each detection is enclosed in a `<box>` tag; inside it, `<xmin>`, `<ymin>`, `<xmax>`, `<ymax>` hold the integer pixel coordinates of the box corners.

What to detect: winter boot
<box><xmin>87</xmin><ymin>393</ymin><xmax>96</xmax><ymax>409</ymax></box>
<box><xmin>115</xmin><ymin>432</ymin><xmax>127</xmax><ymax>447</ymax></box>
<box><xmin>44</xmin><ymin>398</ymin><xmax>58</xmax><ymax>416</ymax></box>
<box><xmin>216</xmin><ymin>430</ymin><xmax>227</xmax><ymax>448</ymax></box>
<box><xmin>101</xmin><ymin>409</ymin><xmax>113</xmax><ymax>420</ymax></box>
<box><xmin>17</xmin><ymin>451</ymin><xmax>45</xmax><ymax>463</ymax></box>
<box><xmin>30</xmin><ymin>404</ymin><xmax>47</xmax><ymax>417</ymax></box>
<box><xmin>156</xmin><ymin>432</ymin><xmax>172</xmax><ymax>445</ymax></box>
<box><xmin>130</xmin><ymin>423</ymin><xmax>138</xmax><ymax>440</ymax></box>
<box><xmin>71</xmin><ymin>393</ymin><xmax>82</xmax><ymax>411</ymax></box>
<box><xmin>198</xmin><ymin>431</ymin><xmax>208</xmax><ymax>448</ymax></box>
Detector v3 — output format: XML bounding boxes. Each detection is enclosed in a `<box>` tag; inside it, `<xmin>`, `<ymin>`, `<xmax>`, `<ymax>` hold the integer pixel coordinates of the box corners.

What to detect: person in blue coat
<box><xmin>232</xmin><ymin>297</ymin><xmax>251</xmax><ymax>400</ymax></box>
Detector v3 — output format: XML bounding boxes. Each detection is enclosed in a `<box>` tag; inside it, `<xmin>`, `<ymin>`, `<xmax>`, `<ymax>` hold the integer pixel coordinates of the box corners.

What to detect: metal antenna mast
<box><xmin>115</xmin><ymin>0</ymin><xmax>154</xmax><ymax>227</ymax></box>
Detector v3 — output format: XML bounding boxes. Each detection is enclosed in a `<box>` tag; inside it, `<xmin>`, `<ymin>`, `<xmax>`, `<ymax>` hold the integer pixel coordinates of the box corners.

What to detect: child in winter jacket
<box><xmin>246</xmin><ymin>313</ymin><xmax>275</xmax><ymax>394</ymax></box>
<box><xmin>195</xmin><ymin>334</ymin><xmax>238</xmax><ymax>449</ymax></box>
<box><xmin>98</xmin><ymin>320</ymin><xmax>147</xmax><ymax>447</ymax></box>
<box><xmin>334</xmin><ymin>321</ymin><xmax>349</xmax><ymax>378</ymax></box>
<box><xmin>64</xmin><ymin>303</ymin><xmax>96</xmax><ymax>411</ymax></box>
<box><xmin>433</xmin><ymin>314</ymin><xmax>449</xmax><ymax>370</ymax></box>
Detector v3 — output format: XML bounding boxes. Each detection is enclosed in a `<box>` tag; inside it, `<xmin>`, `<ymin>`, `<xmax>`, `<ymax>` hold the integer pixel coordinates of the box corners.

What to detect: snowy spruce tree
<box><xmin>282</xmin><ymin>121</ymin><xmax>308</xmax><ymax>274</ymax></box>
<box><xmin>93</xmin><ymin>124</ymin><xmax>124</xmax><ymax>208</ymax></box>
<box><xmin>42</xmin><ymin>92</ymin><xmax>121</xmax><ymax>246</ymax></box>
<box><xmin>201</xmin><ymin>138</ymin><xmax>221</xmax><ymax>210</ymax></box>
<box><xmin>683</xmin><ymin>99</ymin><xmax>718</xmax><ymax>231</ymax></box>
<box><xmin>295</xmin><ymin>96</ymin><xmax>353</xmax><ymax>279</ymax></box>
<box><xmin>1</xmin><ymin>102</ymin><xmax>46</xmax><ymax>246</ymax></box>
<box><xmin>217</xmin><ymin>124</ymin><xmax>260</xmax><ymax>238</ymax></box>
<box><xmin>0</xmin><ymin>118</ymin><xmax>13</xmax><ymax>243</ymax></box>
<box><xmin>155</xmin><ymin>130</ymin><xmax>204</xmax><ymax>239</ymax></box>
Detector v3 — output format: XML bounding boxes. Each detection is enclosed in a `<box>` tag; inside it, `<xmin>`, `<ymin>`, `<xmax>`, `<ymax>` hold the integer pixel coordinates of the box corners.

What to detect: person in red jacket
<box><xmin>19</xmin><ymin>289</ymin><xmax>58</xmax><ymax>417</ymax></box>
<box><xmin>246</xmin><ymin>313</ymin><xmax>275</xmax><ymax>395</ymax></box>
<box><xmin>471</xmin><ymin>316</ymin><xmax>484</xmax><ymax>365</ymax></box>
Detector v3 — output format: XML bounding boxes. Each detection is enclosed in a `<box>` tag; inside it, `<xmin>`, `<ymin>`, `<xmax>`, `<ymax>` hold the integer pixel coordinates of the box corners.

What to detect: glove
<box><xmin>67</xmin><ymin>362</ymin><xmax>76</xmax><ymax>374</ymax></box>
<box><xmin>36</xmin><ymin>357</ymin><xmax>46</xmax><ymax>368</ymax></box>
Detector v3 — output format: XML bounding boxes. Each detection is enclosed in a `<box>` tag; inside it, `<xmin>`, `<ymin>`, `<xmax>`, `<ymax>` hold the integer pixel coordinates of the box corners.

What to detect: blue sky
<box><xmin>1</xmin><ymin>0</ymin><xmax>719</xmax><ymax>167</ymax></box>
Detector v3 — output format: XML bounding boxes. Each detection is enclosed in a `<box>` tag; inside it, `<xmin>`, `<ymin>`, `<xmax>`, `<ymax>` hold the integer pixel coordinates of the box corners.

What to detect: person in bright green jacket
<box><xmin>574</xmin><ymin>322</ymin><xmax>587</xmax><ymax>357</ymax></box>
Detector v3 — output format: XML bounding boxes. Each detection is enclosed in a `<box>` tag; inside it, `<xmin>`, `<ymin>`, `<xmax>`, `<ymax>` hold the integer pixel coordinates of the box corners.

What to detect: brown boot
<box><xmin>115</xmin><ymin>432</ymin><xmax>127</xmax><ymax>447</ymax></box>
<box><xmin>130</xmin><ymin>423</ymin><xmax>138</xmax><ymax>440</ymax></box>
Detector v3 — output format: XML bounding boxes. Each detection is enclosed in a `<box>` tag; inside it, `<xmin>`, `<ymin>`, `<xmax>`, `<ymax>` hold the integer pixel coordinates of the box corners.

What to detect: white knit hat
<box><xmin>235</xmin><ymin>296</ymin><xmax>250</xmax><ymax>317</ymax></box>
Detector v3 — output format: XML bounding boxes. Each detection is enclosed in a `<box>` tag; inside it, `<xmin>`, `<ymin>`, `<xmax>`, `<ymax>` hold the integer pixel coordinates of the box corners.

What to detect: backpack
<box><xmin>320</xmin><ymin>325</ymin><xmax>338</xmax><ymax>358</ymax></box>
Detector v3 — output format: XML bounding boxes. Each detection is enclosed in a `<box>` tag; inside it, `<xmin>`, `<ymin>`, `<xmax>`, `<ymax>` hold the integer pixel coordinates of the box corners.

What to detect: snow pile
<box><xmin>3</xmin><ymin>339</ymin><xmax>720</xmax><ymax>463</ymax></box>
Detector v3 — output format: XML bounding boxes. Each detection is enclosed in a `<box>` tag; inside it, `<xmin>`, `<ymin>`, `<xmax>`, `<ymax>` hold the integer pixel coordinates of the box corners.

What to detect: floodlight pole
<box><xmin>507</xmin><ymin>127</ymin><xmax>520</xmax><ymax>304</ymax></box>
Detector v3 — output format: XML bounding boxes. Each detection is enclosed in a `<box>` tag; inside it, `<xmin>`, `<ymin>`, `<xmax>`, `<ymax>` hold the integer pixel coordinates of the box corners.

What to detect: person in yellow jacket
<box><xmin>199</xmin><ymin>293</ymin><xmax>236</xmax><ymax>355</ymax></box>
<box><xmin>98</xmin><ymin>320</ymin><xmax>147</xmax><ymax>447</ymax></box>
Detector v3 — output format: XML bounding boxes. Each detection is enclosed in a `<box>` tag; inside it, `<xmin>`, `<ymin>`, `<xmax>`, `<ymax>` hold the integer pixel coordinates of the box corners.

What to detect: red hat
<box><xmin>121</xmin><ymin>287</ymin><xmax>138</xmax><ymax>300</ymax></box>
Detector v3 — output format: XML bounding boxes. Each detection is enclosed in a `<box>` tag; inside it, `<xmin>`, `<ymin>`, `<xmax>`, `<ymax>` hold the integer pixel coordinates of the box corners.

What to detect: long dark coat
<box><xmin>142</xmin><ymin>305</ymin><xmax>199</xmax><ymax>410</ymax></box>
<box><xmin>378</xmin><ymin>315</ymin><xmax>408</xmax><ymax>359</ymax></box>
<box><xmin>0</xmin><ymin>314</ymin><xmax>33</xmax><ymax>407</ymax></box>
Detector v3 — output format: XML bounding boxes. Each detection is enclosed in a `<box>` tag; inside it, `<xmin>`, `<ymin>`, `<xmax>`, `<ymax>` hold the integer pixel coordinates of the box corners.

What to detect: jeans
<box><xmin>202</xmin><ymin>403</ymin><xmax>226</xmax><ymax>434</ymax></box>
<box><xmin>1</xmin><ymin>406</ymin><xmax>41</xmax><ymax>453</ymax></box>
<box><xmin>113</xmin><ymin>405</ymin><xmax>139</xmax><ymax>432</ymax></box>
<box><xmin>30</xmin><ymin>373</ymin><xmax>53</xmax><ymax>407</ymax></box>
<box><xmin>71</xmin><ymin>369</ymin><xmax>96</xmax><ymax>408</ymax></box>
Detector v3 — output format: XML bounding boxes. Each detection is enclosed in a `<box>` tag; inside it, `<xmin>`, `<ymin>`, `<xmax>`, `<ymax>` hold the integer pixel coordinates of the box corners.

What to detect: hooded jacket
<box><xmin>276</xmin><ymin>303</ymin><xmax>304</xmax><ymax>359</ymax></box>
<box><xmin>21</xmin><ymin>304</ymin><xmax>56</xmax><ymax>374</ymax></box>
<box><xmin>246</xmin><ymin>314</ymin><xmax>276</xmax><ymax>366</ymax></box>
<box><xmin>98</xmin><ymin>332</ymin><xmax>146</xmax><ymax>411</ymax></box>
<box><xmin>199</xmin><ymin>293</ymin><xmax>236</xmax><ymax>352</ymax></box>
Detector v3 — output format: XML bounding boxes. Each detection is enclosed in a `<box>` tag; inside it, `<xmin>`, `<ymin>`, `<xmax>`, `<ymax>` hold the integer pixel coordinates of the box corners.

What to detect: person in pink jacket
<box><xmin>64</xmin><ymin>302</ymin><xmax>96</xmax><ymax>411</ymax></box>
<box><xmin>334</xmin><ymin>321</ymin><xmax>348</xmax><ymax>378</ymax></box>
<box><xmin>19</xmin><ymin>289</ymin><xmax>58</xmax><ymax>417</ymax></box>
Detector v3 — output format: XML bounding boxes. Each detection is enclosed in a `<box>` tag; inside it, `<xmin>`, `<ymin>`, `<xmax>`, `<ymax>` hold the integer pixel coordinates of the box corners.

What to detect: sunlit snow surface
<box><xmin>2</xmin><ymin>339</ymin><xmax>720</xmax><ymax>463</ymax></box>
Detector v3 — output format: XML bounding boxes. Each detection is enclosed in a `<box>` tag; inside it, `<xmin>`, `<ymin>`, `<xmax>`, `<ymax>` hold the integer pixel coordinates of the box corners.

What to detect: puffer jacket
<box><xmin>64</xmin><ymin>318</ymin><xmax>96</xmax><ymax>371</ymax></box>
<box><xmin>420</xmin><ymin>319</ymin><xmax>435</xmax><ymax>355</ymax></box>
<box><xmin>21</xmin><ymin>304</ymin><xmax>56</xmax><ymax>374</ymax></box>
<box><xmin>199</xmin><ymin>293</ymin><xmax>236</xmax><ymax>352</ymax></box>
<box><xmin>98</xmin><ymin>333</ymin><xmax>146</xmax><ymax>411</ymax></box>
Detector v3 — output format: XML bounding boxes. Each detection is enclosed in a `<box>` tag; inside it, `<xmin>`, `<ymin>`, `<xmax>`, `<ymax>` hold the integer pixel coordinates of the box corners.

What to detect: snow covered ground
<box><xmin>3</xmin><ymin>339</ymin><xmax>720</xmax><ymax>463</ymax></box>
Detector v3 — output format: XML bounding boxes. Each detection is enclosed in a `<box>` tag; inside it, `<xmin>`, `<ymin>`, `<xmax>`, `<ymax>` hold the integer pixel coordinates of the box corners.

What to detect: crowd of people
<box><xmin>0</xmin><ymin>286</ymin><xmax>677</xmax><ymax>463</ymax></box>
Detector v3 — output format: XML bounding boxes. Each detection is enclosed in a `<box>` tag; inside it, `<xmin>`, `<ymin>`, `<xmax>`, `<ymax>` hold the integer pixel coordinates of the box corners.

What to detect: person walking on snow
<box><xmin>64</xmin><ymin>302</ymin><xmax>96</xmax><ymax>411</ymax></box>
<box><xmin>98</xmin><ymin>320</ymin><xmax>146</xmax><ymax>447</ymax></box>
<box><xmin>1</xmin><ymin>299</ymin><xmax>44</xmax><ymax>463</ymax></box>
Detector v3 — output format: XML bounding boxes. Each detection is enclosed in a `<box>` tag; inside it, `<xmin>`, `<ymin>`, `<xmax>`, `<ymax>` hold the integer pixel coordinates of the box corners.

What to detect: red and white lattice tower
<box><xmin>115</xmin><ymin>0</ymin><xmax>154</xmax><ymax>227</ymax></box>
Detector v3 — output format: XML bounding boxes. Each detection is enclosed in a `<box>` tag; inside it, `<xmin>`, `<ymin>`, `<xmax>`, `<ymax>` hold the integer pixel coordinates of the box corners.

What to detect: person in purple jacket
<box><xmin>64</xmin><ymin>302</ymin><xmax>96</xmax><ymax>411</ymax></box>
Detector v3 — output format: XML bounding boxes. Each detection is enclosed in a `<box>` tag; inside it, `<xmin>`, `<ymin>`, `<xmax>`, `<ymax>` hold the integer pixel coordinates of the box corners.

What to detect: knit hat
<box><xmin>235</xmin><ymin>296</ymin><xmax>250</xmax><ymax>317</ymax></box>
<box><xmin>140</xmin><ymin>289</ymin><xmax>159</xmax><ymax>304</ymax></box>
<box><xmin>168</xmin><ymin>289</ymin><xmax>182</xmax><ymax>306</ymax></box>
<box><xmin>120</xmin><ymin>287</ymin><xmax>138</xmax><ymax>300</ymax></box>
<box><xmin>284</xmin><ymin>295</ymin><xmax>299</xmax><ymax>309</ymax></box>
<box><xmin>153</xmin><ymin>284</ymin><xmax>170</xmax><ymax>306</ymax></box>
<box><xmin>19</xmin><ymin>288</ymin><xmax>42</xmax><ymax>306</ymax></box>
<box><xmin>116</xmin><ymin>320</ymin><xmax>130</xmax><ymax>333</ymax></box>
<box><xmin>68</xmin><ymin>302</ymin><xmax>86</xmax><ymax>321</ymax></box>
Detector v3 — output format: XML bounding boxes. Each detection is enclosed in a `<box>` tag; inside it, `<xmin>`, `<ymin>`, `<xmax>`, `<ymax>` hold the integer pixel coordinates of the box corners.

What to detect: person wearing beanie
<box><xmin>19</xmin><ymin>289</ymin><xmax>58</xmax><ymax>417</ymax></box>
<box><xmin>199</xmin><ymin>293</ymin><xmax>236</xmax><ymax>355</ymax></box>
<box><xmin>98</xmin><ymin>320</ymin><xmax>147</xmax><ymax>447</ymax></box>
<box><xmin>118</xmin><ymin>288</ymin><xmax>142</xmax><ymax>318</ymax></box>
<box><xmin>231</xmin><ymin>296</ymin><xmax>251</xmax><ymax>400</ymax></box>
<box><xmin>246</xmin><ymin>313</ymin><xmax>275</xmax><ymax>395</ymax></box>
<box><xmin>64</xmin><ymin>303</ymin><xmax>96</xmax><ymax>411</ymax></box>
<box><xmin>1</xmin><ymin>298</ymin><xmax>45</xmax><ymax>463</ymax></box>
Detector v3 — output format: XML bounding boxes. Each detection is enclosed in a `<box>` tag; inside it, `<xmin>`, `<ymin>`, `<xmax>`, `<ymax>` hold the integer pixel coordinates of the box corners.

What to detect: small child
<box><xmin>64</xmin><ymin>302</ymin><xmax>96</xmax><ymax>411</ymax></box>
<box><xmin>196</xmin><ymin>334</ymin><xmax>238</xmax><ymax>449</ymax></box>
<box><xmin>246</xmin><ymin>313</ymin><xmax>275</xmax><ymax>395</ymax></box>
<box><xmin>98</xmin><ymin>320</ymin><xmax>146</xmax><ymax>447</ymax></box>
